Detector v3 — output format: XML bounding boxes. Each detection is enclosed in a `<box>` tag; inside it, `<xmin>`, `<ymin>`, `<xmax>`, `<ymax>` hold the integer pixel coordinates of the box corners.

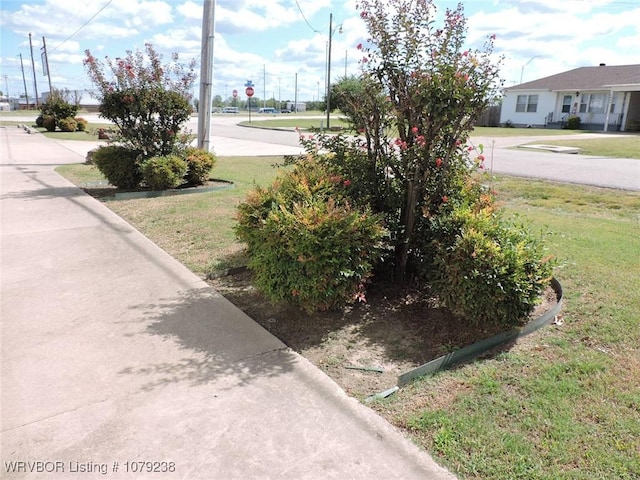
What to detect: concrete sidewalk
<box><xmin>0</xmin><ymin>126</ymin><xmax>455</xmax><ymax>480</ymax></box>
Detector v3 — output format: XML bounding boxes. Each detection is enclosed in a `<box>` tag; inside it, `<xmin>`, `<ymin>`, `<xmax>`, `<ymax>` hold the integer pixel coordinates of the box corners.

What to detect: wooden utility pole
<box><xmin>18</xmin><ymin>54</ymin><xmax>30</xmax><ymax>109</ymax></box>
<box><xmin>41</xmin><ymin>37</ymin><xmax>53</xmax><ymax>95</ymax></box>
<box><xmin>28</xmin><ymin>33</ymin><xmax>39</xmax><ymax>108</ymax></box>
<box><xmin>326</xmin><ymin>13</ymin><xmax>333</xmax><ymax>129</ymax></box>
<box><xmin>197</xmin><ymin>0</ymin><xmax>215</xmax><ymax>151</ymax></box>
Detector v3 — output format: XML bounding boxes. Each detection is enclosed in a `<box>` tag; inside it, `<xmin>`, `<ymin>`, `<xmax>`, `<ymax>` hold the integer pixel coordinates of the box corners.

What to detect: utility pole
<box><xmin>263</xmin><ymin>64</ymin><xmax>266</xmax><ymax>108</ymax></box>
<box><xmin>294</xmin><ymin>73</ymin><xmax>298</xmax><ymax>113</ymax></box>
<box><xmin>41</xmin><ymin>37</ymin><xmax>53</xmax><ymax>95</ymax></box>
<box><xmin>344</xmin><ymin>49</ymin><xmax>347</xmax><ymax>78</ymax></box>
<box><xmin>197</xmin><ymin>0</ymin><xmax>215</xmax><ymax>151</ymax></box>
<box><xmin>28</xmin><ymin>33</ymin><xmax>39</xmax><ymax>108</ymax></box>
<box><xmin>18</xmin><ymin>54</ymin><xmax>30</xmax><ymax>110</ymax></box>
<box><xmin>326</xmin><ymin>12</ymin><xmax>333</xmax><ymax>129</ymax></box>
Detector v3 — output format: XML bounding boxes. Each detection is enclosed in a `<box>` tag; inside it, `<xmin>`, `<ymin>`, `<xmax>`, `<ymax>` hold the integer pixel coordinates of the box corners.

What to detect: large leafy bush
<box><xmin>182</xmin><ymin>147</ymin><xmax>216</xmax><ymax>185</ymax></box>
<box><xmin>431</xmin><ymin>205</ymin><xmax>555</xmax><ymax>328</ymax></box>
<box><xmin>236</xmin><ymin>160</ymin><xmax>387</xmax><ymax>312</ymax></box>
<box><xmin>92</xmin><ymin>145</ymin><xmax>143</xmax><ymax>189</ymax></box>
<box><xmin>141</xmin><ymin>155</ymin><xmax>188</xmax><ymax>190</ymax></box>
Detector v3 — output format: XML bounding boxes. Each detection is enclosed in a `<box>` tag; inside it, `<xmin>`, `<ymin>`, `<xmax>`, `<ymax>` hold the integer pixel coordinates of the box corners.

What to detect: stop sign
<box><xmin>245</xmin><ymin>86</ymin><xmax>255</xmax><ymax>97</ymax></box>
<box><xmin>232</xmin><ymin>89</ymin><xmax>238</xmax><ymax>98</ymax></box>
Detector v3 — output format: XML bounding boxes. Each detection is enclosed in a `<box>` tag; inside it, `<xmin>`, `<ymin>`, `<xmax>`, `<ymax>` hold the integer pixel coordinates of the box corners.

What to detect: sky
<box><xmin>1</xmin><ymin>0</ymin><xmax>639</xmax><ymax>105</ymax></box>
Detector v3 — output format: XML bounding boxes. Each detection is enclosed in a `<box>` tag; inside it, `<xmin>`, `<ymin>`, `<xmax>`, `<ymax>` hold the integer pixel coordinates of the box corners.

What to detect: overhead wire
<box><xmin>294</xmin><ymin>0</ymin><xmax>322</xmax><ymax>33</ymax></box>
<box><xmin>49</xmin><ymin>0</ymin><xmax>113</xmax><ymax>53</ymax></box>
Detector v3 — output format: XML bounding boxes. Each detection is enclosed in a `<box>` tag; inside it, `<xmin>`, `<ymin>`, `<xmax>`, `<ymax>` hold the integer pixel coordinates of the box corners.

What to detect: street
<box><xmin>5</xmin><ymin>112</ymin><xmax>639</xmax><ymax>191</ymax></box>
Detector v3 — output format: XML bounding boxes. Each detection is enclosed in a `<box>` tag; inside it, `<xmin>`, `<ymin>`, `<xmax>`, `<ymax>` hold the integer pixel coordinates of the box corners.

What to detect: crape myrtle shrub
<box><xmin>355</xmin><ymin>0</ymin><xmax>504</xmax><ymax>280</ymax></box>
<box><xmin>83</xmin><ymin>44</ymin><xmax>197</xmax><ymax>188</ymax></box>
<box><xmin>237</xmin><ymin>0</ymin><xmax>555</xmax><ymax>326</ymax></box>
<box><xmin>235</xmin><ymin>159</ymin><xmax>387</xmax><ymax>312</ymax></box>
<box><xmin>37</xmin><ymin>88</ymin><xmax>79</xmax><ymax>131</ymax></box>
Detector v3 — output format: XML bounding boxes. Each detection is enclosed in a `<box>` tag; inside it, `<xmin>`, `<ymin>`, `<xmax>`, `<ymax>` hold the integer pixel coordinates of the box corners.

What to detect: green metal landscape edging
<box><xmin>367</xmin><ymin>278</ymin><xmax>563</xmax><ymax>402</ymax></box>
<box><xmin>395</xmin><ymin>277</ymin><xmax>563</xmax><ymax>388</ymax></box>
<box><xmin>112</xmin><ymin>181</ymin><xmax>233</xmax><ymax>200</ymax></box>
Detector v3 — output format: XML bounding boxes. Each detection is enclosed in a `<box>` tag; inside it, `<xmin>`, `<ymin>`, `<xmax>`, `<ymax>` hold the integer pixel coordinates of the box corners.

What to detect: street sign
<box><xmin>232</xmin><ymin>89</ymin><xmax>238</xmax><ymax>98</ymax></box>
<box><xmin>245</xmin><ymin>86</ymin><xmax>255</xmax><ymax>97</ymax></box>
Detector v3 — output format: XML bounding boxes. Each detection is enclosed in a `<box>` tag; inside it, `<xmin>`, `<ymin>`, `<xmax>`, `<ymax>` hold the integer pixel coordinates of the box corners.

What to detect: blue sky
<box><xmin>1</xmin><ymin>0</ymin><xmax>639</xmax><ymax>104</ymax></box>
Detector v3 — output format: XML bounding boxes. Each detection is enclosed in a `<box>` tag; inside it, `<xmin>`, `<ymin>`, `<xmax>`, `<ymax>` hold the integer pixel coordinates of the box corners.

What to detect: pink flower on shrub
<box><xmin>360</xmin><ymin>11</ymin><xmax>368</xmax><ymax>18</ymax></box>
<box><xmin>411</xmin><ymin>126</ymin><xmax>419</xmax><ymax>134</ymax></box>
<box><xmin>357</xmin><ymin>43</ymin><xmax>363</xmax><ymax>50</ymax></box>
<box><xmin>292</xmin><ymin>289</ymin><xmax>299</xmax><ymax>297</ymax></box>
<box><xmin>343</xmin><ymin>179</ymin><xmax>351</xmax><ymax>187</ymax></box>
<box><xmin>435</xmin><ymin>158</ymin><xmax>443</xmax><ymax>168</ymax></box>
<box><xmin>442</xmin><ymin>195</ymin><xmax>449</xmax><ymax>203</ymax></box>
<box><xmin>416</xmin><ymin>135</ymin><xmax>426</xmax><ymax>147</ymax></box>
<box><xmin>477</xmin><ymin>154</ymin><xmax>485</xmax><ymax>161</ymax></box>
<box><xmin>467</xmin><ymin>146</ymin><xmax>474</xmax><ymax>152</ymax></box>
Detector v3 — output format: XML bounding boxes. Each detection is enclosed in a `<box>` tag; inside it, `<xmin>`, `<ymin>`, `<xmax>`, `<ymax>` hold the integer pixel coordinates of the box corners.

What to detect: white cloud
<box><xmin>176</xmin><ymin>1</ymin><xmax>203</xmax><ymax>20</ymax></box>
<box><xmin>465</xmin><ymin>3</ymin><xmax>640</xmax><ymax>84</ymax></box>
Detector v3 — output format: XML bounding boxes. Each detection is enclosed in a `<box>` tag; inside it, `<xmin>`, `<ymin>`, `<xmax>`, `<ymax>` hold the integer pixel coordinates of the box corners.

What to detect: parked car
<box><xmin>222</xmin><ymin>107</ymin><xmax>239</xmax><ymax>113</ymax></box>
<box><xmin>258</xmin><ymin>107</ymin><xmax>277</xmax><ymax>114</ymax></box>
<box><xmin>280</xmin><ymin>109</ymin><xmax>291</xmax><ymax>114</ymax></box>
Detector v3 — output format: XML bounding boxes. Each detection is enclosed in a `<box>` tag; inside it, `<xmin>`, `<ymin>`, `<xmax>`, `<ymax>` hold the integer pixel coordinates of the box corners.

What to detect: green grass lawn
<box><xmin>471</xmin><ymin>126</ymin><xmax>584</xmax><ymax>137</ymax></box>
<box><xmin>521</xmin><ymin>136</ymin><xmax>640</xmax><ymax>159</ymax></box>
<box><xmin>56</xmin><ymin>160</ymin><xmax>640</xmax><ymax>479</ymax></box>
<box><xmin>239</xmin><ymin>116</ymin><xmax>352</xmax><ymax>131</ymax></box>
<box><xmin>0</xmin><ymin>114</ymin><xmax>113</xmax><ymax>141</ymax></box>
<box><xmin>376</xmin><ymin>178</ymin><xmax>640</xmax><ymax>479</ymax></box>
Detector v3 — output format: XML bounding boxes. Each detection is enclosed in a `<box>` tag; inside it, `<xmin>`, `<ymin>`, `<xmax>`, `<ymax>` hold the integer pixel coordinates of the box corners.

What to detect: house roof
<box><xmin>506</xmin><ymin>64</ymin><xmax>640</xmax><ymax>92</ymax></box>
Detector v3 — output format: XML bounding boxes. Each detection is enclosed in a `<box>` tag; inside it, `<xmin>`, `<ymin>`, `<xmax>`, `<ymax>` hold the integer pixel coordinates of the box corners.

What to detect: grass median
<box><xmin>521</xmin><ymin>135</ymin><xmax>640</xmax><ymax>159</ymax></box>
<box><xmin>56</xmin><ymin>157</ymin><xmax>640</xmax><ymax>479</ymax></box>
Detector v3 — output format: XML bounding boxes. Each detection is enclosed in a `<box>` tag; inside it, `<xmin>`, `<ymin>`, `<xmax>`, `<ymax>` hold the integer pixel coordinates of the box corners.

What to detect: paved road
<box><xmin>200</xmin><ymin>115</ymin><xmax>640</xmax><ymax>191</ymax></box>
<box><xmin>4</xmin><ymin>113</ymin><xmax>639</xmax><ymax>190</ymax></box>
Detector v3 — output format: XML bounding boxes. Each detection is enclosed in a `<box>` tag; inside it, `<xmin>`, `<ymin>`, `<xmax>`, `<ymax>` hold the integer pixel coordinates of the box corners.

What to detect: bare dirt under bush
<box><xmin>209</xmin><ymin>270</ymin><xmax>557</xmax><ymax>399</ymax></box>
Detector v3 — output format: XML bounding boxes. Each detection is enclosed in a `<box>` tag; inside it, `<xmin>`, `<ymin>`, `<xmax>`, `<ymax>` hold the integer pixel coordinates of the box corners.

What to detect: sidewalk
<box><xmin>0</xmin><ymin>126</ymin><xmax>455</xmax><ymax>480</ymax></box>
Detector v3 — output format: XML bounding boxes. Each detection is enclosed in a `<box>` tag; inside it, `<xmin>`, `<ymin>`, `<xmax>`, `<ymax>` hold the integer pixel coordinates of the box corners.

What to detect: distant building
<box><xmin>500</xmin><ymin>64</ymin><xmax>640</xmax><ymax>131</ymax></box>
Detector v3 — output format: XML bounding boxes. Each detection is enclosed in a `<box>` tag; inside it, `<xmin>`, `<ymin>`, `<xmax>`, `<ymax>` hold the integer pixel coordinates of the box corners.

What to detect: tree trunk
<box><xmin>395</xmin><ymin>178</ymin><xmax>418</xmax><ymax>281</ymax></box>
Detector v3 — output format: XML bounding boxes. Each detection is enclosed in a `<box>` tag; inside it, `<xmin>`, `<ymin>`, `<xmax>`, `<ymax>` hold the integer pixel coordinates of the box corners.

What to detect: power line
<box><xmin>295</xmin><ymin>0</ymin><xmax>321</xmax><ymax>33</ymax></box>
<box><xmin>50</xmin><ymin>0</ymin><xmax>113</xmax><ymax>52</ymax></box>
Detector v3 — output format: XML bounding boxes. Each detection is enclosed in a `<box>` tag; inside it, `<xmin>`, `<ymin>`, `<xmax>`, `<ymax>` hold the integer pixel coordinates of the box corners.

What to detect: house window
<box><xmin>516</xmin><ymin>94</ymin><xmax>538</xmax><ymax>113</ymax></box>
<box><xmin>562</xmin><ymin>95</ymin><xmax>572</xmax><ymax>113</ymax></box>
<box><xmin>579</xmin><ymin>93</ymin><xmax>607</xmax><ymax>114</ymax></box>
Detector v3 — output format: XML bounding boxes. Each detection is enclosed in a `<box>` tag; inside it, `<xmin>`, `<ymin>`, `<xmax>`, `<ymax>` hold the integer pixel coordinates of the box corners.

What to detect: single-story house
<box><xmin>500</xmin><ymin>64</ymin><xmax>640</xmax><ymax>131</ymax></box>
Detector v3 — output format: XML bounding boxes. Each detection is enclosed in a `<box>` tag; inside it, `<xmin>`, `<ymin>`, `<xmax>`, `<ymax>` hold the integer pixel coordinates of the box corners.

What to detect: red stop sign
<box><xmin>245</xmin><ymin>86</ymin><xmax>255</xmax><ymax>97</ymax></box>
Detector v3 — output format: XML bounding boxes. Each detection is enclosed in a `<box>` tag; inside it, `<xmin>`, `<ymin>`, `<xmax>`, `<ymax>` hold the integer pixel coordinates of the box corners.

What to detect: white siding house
<box><xmin>500</xmin><ymin>64</ymin><xmax>640</xmax><ymax>132</ymax></box>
